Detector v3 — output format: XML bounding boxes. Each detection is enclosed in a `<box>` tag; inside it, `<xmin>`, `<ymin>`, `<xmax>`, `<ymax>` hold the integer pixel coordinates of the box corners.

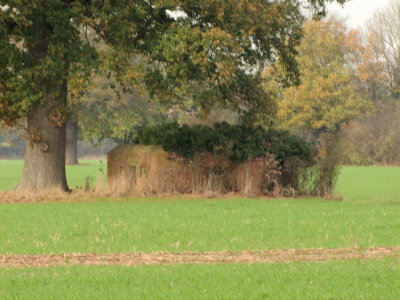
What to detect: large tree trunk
<box><xmin>18</xmin><ymin>26</ymin><xmax>69</xmax><ymax>192</ymax></box>
<box><xmin>65</xmin><ymin>119</ymin><xmax>79</xmax><ymax>165</ymax></box>
<box><xmin>18</xmin><ymin>86</ymin><xmax>69</xmax><ymax>191</ymax></box>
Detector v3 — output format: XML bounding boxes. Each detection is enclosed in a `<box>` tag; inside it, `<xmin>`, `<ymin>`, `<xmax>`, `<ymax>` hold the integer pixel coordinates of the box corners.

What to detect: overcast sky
<box><xmin>327</xmin><ymin>0</ymin><xmax>391</xmax><ymax>29</ymax></box>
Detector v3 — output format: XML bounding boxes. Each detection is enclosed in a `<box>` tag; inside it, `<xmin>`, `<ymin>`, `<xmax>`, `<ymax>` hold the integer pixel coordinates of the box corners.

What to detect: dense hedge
<box><xmin>135</xmin><ymin>122</ymin><xmax>314</xmax><ymax>163</ymax></box>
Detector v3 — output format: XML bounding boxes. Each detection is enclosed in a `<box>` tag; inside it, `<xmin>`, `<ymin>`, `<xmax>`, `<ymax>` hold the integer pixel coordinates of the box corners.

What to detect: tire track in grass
<box><xmin>1</xmin><ymin>246</ymin><xmax>400</xmax><ymax>268</ymax></box>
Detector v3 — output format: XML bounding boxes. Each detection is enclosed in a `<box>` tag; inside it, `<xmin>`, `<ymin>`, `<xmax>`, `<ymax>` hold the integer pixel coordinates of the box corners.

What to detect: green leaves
<box><xmin>0</xmin><ymin>0</ymin><xmax>348</xmax><ymax>126</ymax></box>
<box><xmin>135</xmin><ymin>122</ymin><xmax>314</xmax><ymax>163</ymax></box>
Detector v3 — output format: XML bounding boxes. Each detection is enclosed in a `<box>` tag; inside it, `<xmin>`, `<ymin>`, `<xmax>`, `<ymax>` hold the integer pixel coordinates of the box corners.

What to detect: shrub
<box><xmin>131</xmin><ymin>122</ymin><xmax>323</xmax><ymax>197</ymax></box>
<box><xmin>135</xmin><ymin>122</ymin><xmax>314</xmax><ymax>164</ymax></box>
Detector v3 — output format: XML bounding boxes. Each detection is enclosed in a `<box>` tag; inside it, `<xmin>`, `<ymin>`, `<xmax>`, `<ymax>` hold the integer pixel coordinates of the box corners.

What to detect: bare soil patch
<box><xmin>1</xmin><ymin>246</ymin><xmax>400</xmax><ymax>268</ymax></box>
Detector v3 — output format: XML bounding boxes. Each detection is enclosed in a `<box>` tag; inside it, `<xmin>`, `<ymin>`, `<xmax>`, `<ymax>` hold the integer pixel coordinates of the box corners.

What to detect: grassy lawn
<box><xmin>0</xmin><ymin>159</ymin><xmax>106</xmax><ymax>191</ymax></box>
<box><xmin>1</xmin><ymin>197</ymin><xmax>400</xmax><ymax>254</ymax></box>
<box><xmin>1</xmin><ymin>259</ymin><xmax>400</xmax><ymax>300</ymax></box>
<box><xmin>0</xmin><ymin>161</ymin><xmax>400</xmax><ymax>299</ymax></box>
<box><xmin>336</xmin><ymin>165</ymin><xmax>400</xmax><ymax>204</ymax></box>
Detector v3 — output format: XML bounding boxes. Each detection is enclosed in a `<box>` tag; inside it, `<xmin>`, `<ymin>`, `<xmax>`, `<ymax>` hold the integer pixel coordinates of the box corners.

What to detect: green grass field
<box><xmin>0</xmin><ymin>160</ymin><xmax>400</xmax><ymax>299</ymax></box>
<box><xmin>2</xmin><ymin>259</ymin><xmax>400</xmax><ymax>300</ymax></box>
<box><xmin>0</xmin><ymin>159</ymin><xmax>106</xmax><ymax>191</ymax></box>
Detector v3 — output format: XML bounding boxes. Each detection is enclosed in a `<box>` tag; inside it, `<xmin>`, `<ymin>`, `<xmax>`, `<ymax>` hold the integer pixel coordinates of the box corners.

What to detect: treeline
<box><xmin>0</xmin><ymin>131</ymin><xmax>24</xmax><ymax>159</ymax></box>
<box><xmin>268</xmin><ymin>1</ymin><xmax>400</xmax><ymax>166</ymax></box>
<box><xmin>0</xmin><ymin>0</ymin><xmax>397</xmax><ymax>193</ymax></box>
<box><xmin>0</xmin><ymin>130</ymin><xmax>115</xmax><ymax>159</ymax></box>
<box><xmin>339</xmin><ymin>0</ymin><xmax>400</xmax><ymax>165</ymax></box>
<box><xmin>341</xmin><ymin>101</ymin><xmax>400</xmax><ymax>165</ymax></box>
<box><xmin>2</xmin><ymin>4</ymin><xmax>398</xmax><ymax>169</ymax></box>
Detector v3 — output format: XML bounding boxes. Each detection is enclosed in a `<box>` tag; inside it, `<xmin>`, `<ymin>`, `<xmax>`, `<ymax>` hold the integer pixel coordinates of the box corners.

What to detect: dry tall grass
<box><xmin>107</xmin><ymin>152</ymin><xmax>290</xmax><ymax>198</ymax></box>
<box><xmin>0</xmin><ymin>151</ymin><xmax>314</xmax><ymax>203</ymax></box>
<box><xmin>0</xmin><ymin>189</ymin><xmax>93</xmax><ymax>203</ymax></box>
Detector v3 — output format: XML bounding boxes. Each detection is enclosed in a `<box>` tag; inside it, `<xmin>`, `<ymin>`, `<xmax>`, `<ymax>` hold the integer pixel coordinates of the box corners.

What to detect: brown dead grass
<box><xmin>0</xmin><ymin>189</ymin><xmax>103</xmax><ymax>204</ymax></box>
<box><xmin>1</xmin><ymin>246</ymin><xmax>399</xmax><ymax>268</ymax></box>
<box><xmin>107</xmin><ymin>146</ymin><xmax>287</xmax><ymax>198</ymax></box>
<box><xmin>0</xmin><ymin>188</ymin><xmax>254</xmax><ymax>204</ymax></box>
<box><xmin>0</xmin><ymin>189</ymin><xmax>81</xmax><ymax>203</ymax></box>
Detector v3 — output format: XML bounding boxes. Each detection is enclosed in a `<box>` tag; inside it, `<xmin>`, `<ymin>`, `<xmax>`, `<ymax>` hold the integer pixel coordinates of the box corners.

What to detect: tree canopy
<box><xmin>1</xmin><ymin>0</ymin><xmax>346</xmax><ymax>126</ymax></box>
<box><xmin>367</xmin><ymin>0</ymin><xmax>400</xmax><ymax>98</ymax></box>
<box><xmin>0</xmin><ymin>0</ymin><xmax>347</xmax><ymax>191</ymax></box>
<box><xmin>275</xmin><ymin>19</ymin><xmax>371</xmax><ymax>133</ymax></box>
<box><xmin>74</xmin><ymin>74</ymin><xmax>165</xmax><ymax>144</ymax></box>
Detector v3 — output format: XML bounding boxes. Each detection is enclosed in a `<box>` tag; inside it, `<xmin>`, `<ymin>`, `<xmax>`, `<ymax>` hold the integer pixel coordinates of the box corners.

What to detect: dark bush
<box><xmin>135</xmin><ymin>122</ymin><xmax>314</xmax><ymax>164</ymax></box>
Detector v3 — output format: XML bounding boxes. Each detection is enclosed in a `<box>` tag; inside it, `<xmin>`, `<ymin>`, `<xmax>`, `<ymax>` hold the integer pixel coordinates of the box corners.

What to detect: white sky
<box><xmin>327</xmin><ymin>0</ymin><xmax>391</xmax><ymax>29</ymax></box>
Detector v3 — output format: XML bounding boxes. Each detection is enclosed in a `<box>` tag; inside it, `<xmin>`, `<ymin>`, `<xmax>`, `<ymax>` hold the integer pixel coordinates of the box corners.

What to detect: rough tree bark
<box><xmin>65</xmin><ymin>119</ymin><xmax>79</xmax><ymax>165</ymax></box>
<box><xmin>17</xmin><ymin>29</ymin><xmax>69</xmax><ymax>192</ymax></box>
<box><xmin>18</xmin><ymin>90</ymin><xmax>69</xmax><ymax>191</ymax></box>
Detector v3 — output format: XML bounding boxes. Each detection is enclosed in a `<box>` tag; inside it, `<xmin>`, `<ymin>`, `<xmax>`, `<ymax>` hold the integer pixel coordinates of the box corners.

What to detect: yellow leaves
<box><xmin>276</xmin><ymin>19</ymin><xmax>373</xmax><ymax>132</ymax></box>
<box><xmin>216</xmin><ymin>9</ymin><xmax>224</xmax><ymax>19</ymax></box>
<box><xmin>192</xmin><ymin>52</ymin><xmax>208</xmax><ymax>69</ymax></box>
<box><xmin>202</xmin><ymin>27</ymin><xmax>233</xmax><ymax>47</ymax></box>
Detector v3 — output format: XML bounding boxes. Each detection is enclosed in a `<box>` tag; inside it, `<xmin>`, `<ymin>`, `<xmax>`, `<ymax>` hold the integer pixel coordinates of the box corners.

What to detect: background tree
<box><xmin>0</xmin><ymin>128</ymin><xmax>25</xmax><ymax>158</ymax></box>
<box><xmin>353</xmin><ymin>32</ymin><xmax>388</xmax><ymax>102</ymax></box>
<box><xmin>0</xmin><ymin>0</ymin><xmax>346</xmax><ymax>191</ymax></box>
<box><xmin>64</xmin><ymin>37</ymin><xmax>152</xmax><ymax>165</ymax></box>
<box><xmin>65</xmin><ymin>119</ymin><xmax>79</xmax><ymax>165</ymax></box>
<box><xmin>276</xmin><ymin>19</ymin><xmax>371</xmax><ymax>133</ymax></box>
<box><xmin>341</xmin><ymin>102</ymin><xmax>400</xmax><ymax>165</ymax></box>
<box><xmin>271</xmin><ymin>19</ymin><xmax>371</xmax><ymax>196</ymax></box>
<box><xmin>340</xmin><ymin>0</ymin><xmax>400</xmax><ymax>165</ymax></box>
<box><xmin>367</xmin><ymin>0</ymin><xmax>400</xmax><ymax>99</ymax></box>
<box><xmin>75</xmin><ymin>74</ymin><xmax>165</xmax><ymax>145</ymax></box>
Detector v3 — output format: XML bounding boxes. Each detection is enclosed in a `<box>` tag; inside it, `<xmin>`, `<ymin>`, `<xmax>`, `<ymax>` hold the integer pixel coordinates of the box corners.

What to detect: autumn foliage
<box><xmin>276</xmin><ymin>19</ymin><xmax>371</xmax><ymax>133</ymax></box>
